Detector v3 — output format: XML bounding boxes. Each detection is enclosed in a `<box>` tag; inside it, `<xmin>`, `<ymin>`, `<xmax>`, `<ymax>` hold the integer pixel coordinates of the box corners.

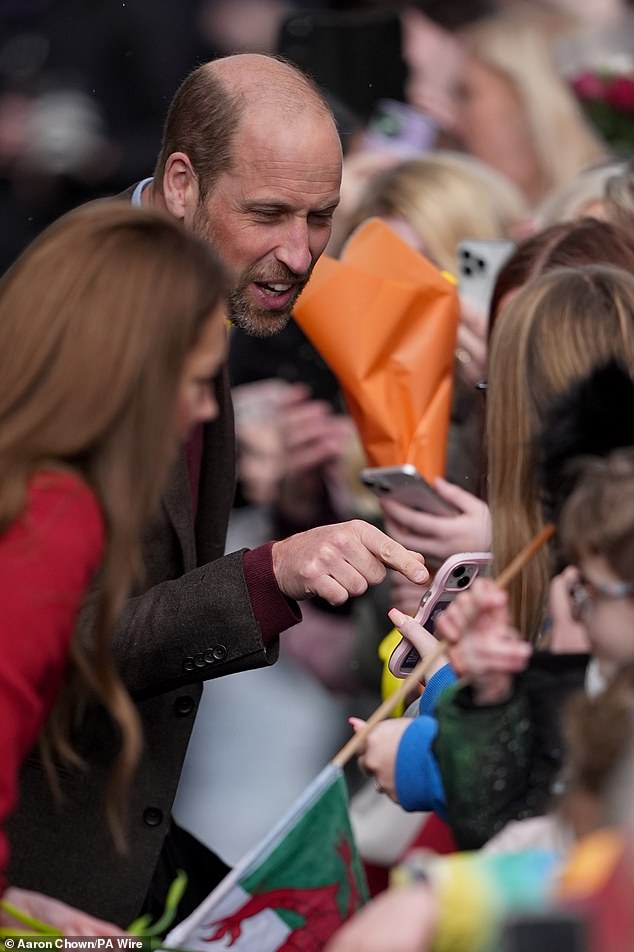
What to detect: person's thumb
<box><xmin>348</xmin><ymin>716</ymin><xmax>367</xmax><ymax>733</ymax></box>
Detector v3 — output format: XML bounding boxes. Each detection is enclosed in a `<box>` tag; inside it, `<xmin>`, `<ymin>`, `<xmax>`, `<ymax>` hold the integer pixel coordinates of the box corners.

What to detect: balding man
<box><xmin>9</xmin><ymin>55</ymin><xmax>428</xmax><ymax>926</ymax></box>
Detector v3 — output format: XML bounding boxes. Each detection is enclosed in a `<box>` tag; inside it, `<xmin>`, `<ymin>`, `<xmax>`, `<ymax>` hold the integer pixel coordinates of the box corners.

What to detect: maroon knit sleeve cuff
<box><xmin>243</xmin><ymin>543</ymin><xmax>302</xmax><ymax>644</ymax></box>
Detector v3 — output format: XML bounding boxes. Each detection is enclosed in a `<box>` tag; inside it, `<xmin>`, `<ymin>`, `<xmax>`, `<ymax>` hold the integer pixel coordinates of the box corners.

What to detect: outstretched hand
<box><xmin>387</xmin><ymin>607</ymin><xmax>449</xmax><ymax>683</ymax></box>
<box><xmin>1</xmin><ymin>887</ymin><xmax>125</xmax><ymax>937</ymax></box>
<box><xmin>271</xmin><ymin>519</ymin><xmax>428</xmax><ymax>605</ymax></box>
<box><xmin>323</xmin><ymin>881</ymin><xmax>436</xmax><ymax>952</ymax></box>
<box><xmin>435</xmin><ymin>578</ymin><xmax>531</xmax><ymax>704</ymax></box>
<box><xmin>349</xmin><ymin>716</ymin><xmax>411</xmax><ymax>802</ymax></box>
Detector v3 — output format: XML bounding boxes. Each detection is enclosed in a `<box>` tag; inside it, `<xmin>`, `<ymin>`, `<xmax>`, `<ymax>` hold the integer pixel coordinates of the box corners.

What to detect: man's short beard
<box><xmin>193</xmin><ymin>200</ymin><xmax>308</xmax><ymax>337</ymax></box>
<box><xmin>228</xmin><ymin>285</ymin><xmax>297</xmax><ymax>338</ymax></box>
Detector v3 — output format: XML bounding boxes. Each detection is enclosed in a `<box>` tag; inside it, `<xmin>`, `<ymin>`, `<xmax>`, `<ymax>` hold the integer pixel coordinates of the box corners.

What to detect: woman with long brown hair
<box><xmin>0</xmin><ymin>201</ymin><xmax>227</xmax><ymax>932</ymax></box>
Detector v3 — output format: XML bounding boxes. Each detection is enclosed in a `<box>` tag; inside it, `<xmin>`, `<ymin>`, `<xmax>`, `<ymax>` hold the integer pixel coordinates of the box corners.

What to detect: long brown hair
<box><xmin>489</xmin><ymin>218</ymin><xmax>634</xmax><ymax>333</ymax></box>
<box><xmin>0</xmin><ymin>201</ymin><xmax>227</xmax><ymax>842</ymax></box>
<box><xmin>487</xmin><ymin>265</ymin><xmax>634</xmax><ymax>642</ymax></box>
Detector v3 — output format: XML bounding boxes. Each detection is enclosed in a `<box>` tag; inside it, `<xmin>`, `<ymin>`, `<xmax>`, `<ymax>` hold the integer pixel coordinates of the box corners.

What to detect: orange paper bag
<box><xmin>294</xmin><ymin>219</ymin><xmax>459</xmax><ymax>480</ymax></box>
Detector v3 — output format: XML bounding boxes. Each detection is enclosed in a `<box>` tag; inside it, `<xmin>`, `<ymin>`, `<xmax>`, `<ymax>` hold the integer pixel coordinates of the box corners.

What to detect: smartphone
<box><xmin>499</xmin><ymin>911</ymin><xmax>587</xmax><ymax>952</ymax></box>
<box><xmin>277</xmin><ymin>8</ymin><xmax>406</xmax><ymax>122</ymax></box>
<box><xmin>363</xmin><ymin>99</ymin><xmax>437</xmax><ymax>158</ymax></box>
<box><xmin>457</xmin><ymin>239</ymin><xmax>515</xmax><ymax>316</ymax></box>
<box><xmin>389</xmin><ymin>551</ymin><xmax>492</xmax><ymax>677</ymax></box>
<box><xmin>360</xmin><ymin>465</ymin><xmax>459</xmax><ymax>517</ymax></box>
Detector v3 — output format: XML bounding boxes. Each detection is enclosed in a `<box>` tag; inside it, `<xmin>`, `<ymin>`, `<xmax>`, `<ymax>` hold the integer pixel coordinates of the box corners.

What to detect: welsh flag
<box><xmin>165</xmin><ymin>764</ymin><xmax>368</xmax><ymax>952</ymax></box>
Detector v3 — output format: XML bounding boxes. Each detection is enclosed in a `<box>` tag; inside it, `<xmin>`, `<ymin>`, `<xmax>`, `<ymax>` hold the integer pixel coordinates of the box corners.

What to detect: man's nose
<box><xmin>274</xmin><ymin>220</ymin><xmax>313</xmax><ymax>275</ymax></box>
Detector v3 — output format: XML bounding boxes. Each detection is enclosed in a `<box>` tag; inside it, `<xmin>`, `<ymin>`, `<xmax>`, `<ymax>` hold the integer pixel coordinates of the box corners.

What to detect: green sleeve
<box><xmin>434</xmin><ymin>681</ymin><xmax>534</xmax><ymax>850</ymax></box>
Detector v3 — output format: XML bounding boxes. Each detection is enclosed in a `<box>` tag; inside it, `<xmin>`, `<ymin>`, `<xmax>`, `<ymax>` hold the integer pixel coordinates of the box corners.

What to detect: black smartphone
<box><xmin>277</xmin><ymin>8</ymin><xmax>407</xmax><ymax>122</ymax></box>
<box><xmin>499</xmin><ymin>911</ymin><xmax>588</xmax><ymax>952</ymax></box>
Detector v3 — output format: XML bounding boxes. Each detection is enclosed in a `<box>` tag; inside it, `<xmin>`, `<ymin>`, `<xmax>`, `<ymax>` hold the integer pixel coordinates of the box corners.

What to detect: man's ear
<box><xmin>162</xmin><ymin>152</ymin><xmax>199</xmax><ymax>225</ymax></box>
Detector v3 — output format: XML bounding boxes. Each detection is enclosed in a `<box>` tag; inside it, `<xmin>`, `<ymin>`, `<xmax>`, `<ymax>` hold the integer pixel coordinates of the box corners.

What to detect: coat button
<box><xmin>174</xmin><ymin>696</ymin><xmax>195</xmax><ymax>716</ymax></box>
<box><xmin>143</xmin><ymin>807</ymin><xmax>163</xmax><ymax>827</ymax></box>
<box><xmin>194</xmin><ymin>653</ymin><xmax>205</xmax><ymax>668</ymax></box>
<box><xmin>211</xmin><ymin>644</ymin><xmax>227</xmax><ymax>661</ymax></box>
<box><xmin>183</xmin><ymin>657</ymin><xmax>195</xmax><ymax>672</ymax></box>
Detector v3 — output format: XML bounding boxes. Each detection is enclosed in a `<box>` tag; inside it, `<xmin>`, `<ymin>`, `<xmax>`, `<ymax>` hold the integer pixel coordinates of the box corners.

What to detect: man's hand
<box><xmin>1</xmin><ymin>887</ymin><xmax>125</xmax><ymax>936</ymax></box>
<box><xmin>271</xmin><ymin>520</ymin><xmax>428</xmax><ymax>605</ymax></box>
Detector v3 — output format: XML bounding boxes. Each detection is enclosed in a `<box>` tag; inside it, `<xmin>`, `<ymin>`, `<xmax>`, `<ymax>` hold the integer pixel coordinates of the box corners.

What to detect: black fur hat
<box><xmin>537</xmin><ymin>360</ymin><xmax>634</xmax><ymax>523</ymax></box>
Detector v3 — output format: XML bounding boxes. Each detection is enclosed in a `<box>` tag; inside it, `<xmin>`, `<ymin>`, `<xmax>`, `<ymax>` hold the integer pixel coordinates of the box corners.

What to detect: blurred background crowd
<box><xmin>1</xmin><ymin>0</ymin><xmax>632</xmax><ymax>271</ymax></box>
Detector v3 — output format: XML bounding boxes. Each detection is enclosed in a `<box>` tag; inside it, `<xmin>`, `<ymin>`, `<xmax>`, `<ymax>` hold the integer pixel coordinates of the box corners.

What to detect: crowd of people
<box><xmin>1</xmin><ymin>1</ymin><xmax>634</xmax><ymax>950</ymax></box>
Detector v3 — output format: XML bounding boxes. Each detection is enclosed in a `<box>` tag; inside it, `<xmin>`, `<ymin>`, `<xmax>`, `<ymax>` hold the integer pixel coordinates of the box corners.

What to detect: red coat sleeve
<box><xmin>0</xmin><ymin>471</ymin><xmax>104</xmax><ymax>894</ymax></box>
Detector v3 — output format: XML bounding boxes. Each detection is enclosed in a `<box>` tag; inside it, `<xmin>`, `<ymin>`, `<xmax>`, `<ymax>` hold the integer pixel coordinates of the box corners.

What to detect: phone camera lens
<box><xmin>457</xmin><ymin>575</ymin><xmax>470</xmax><ymax>588</ymax></box>
<box><xmin>452</xmin><ymin>565</ymin><xmax>466</xmax><ymax>578</ymax></box>
<box><xmin>476</xmin><ymin>257</ymin><xmax>486</xmax><ymax>272</ymax></box>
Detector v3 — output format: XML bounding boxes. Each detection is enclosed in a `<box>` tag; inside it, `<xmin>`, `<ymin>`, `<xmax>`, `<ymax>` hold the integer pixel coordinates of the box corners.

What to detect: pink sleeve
<box><xmin>0</xmin><ymin>472</ymin><xmax>105</xmax><ymax>894</ymax></box>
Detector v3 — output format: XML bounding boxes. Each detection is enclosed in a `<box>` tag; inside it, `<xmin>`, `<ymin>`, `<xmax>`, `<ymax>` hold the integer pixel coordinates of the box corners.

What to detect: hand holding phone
<box><xmin>389</xmin><ymin>551</ymin><xmax>492</xmax><ymax>677</ymax></box>
<box><xmin>361</xmin><ymin>465</ymin><xmax>459</xmax><ymax>517</ymax></box>
<box><xmin>457</xmin><ymin>239</ymin><xmax>515</xmax><ymax>316</ymax></box>
<box><xmin>379</xmin><ymin>477</ymin><xmax>491</xmax><ymax>567</ymax></box>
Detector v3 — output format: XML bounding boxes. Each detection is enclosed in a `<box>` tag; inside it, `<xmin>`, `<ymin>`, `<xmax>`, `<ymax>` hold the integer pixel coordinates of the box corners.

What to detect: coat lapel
<box><xmin>161</xmin><ymin>451</ymin><xmax>197</xmax><ymax>571</ymax></box>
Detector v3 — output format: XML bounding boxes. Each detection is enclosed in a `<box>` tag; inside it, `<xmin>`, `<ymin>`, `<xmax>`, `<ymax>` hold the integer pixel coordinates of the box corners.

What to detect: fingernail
<box><xmin>389</xmin><ymin>608</ymin><xmax>406</xmax><ymax>624</ymax></box>
<box><xmin>413</xmin><ymin>566</ymin><xmax>428</xmax><ymax>582</ymax></box>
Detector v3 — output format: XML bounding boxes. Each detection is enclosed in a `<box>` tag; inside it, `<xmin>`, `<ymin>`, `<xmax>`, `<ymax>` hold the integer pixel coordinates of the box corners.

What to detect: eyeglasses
<box><xmin>568</xmin><ymin>572</ymin><xmax>633</xmax><ymax>619</ymax></box>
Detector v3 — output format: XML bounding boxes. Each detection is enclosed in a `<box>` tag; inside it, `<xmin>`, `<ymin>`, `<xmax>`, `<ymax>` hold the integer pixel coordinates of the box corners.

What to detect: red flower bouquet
<box><xmin>572</xmin><ymin>67</ymin><xmax>634</xmax><ymax>153</ymax></box>
<box><xmin>559</xmin><ymin>17</ymin><xmax>634</xmax><ymax>154</ymax></box>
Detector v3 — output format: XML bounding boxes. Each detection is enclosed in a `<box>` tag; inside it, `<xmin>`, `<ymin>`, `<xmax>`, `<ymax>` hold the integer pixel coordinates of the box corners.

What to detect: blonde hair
<box><xmin>535</xmin><ymin>159</ymin><xmax>629</xmax><ymax>228</ymax></box>
<box><xmin>605</xmin><ymin>162</ymin><xmax>634</xmax><ymax>233</ymax></box>
<box><xmin>348</xmin><ymin>152</ymin><xmax>523</xmax><ymax>272</ymax></box>
<box><xmin>463</xmin><ymin>14</ymin><xmax>609</xmax><ymax>200</ymax></box>
<box><xmin>0</xmin><ymin>201</ymin><xmax>227</xmax><ymax>841</ymax></box>
<box><xmin>487</xmin><ymin>265</ymin><xmax>634</xmax><ymax>641</ymax></box>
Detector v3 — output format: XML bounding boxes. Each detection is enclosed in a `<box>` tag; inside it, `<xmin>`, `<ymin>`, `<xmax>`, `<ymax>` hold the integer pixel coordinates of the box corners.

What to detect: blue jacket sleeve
<box><xmin>395</xmin><ymin>715</ymin><xmax>448</xmax><ymax>818</ymax></box>
<box><xmin>420</xmin><ymin>664</ymin><xmax>457</xmax><ymax>715</ymax></box>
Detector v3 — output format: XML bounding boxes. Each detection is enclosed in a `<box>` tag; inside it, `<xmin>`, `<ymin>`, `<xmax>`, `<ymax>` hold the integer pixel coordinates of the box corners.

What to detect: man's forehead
<box><xmin>235</xmin><ymin>100</ymin><xmax>340</xmax><ymax>152</ymax></box>
<box><xmin>225</xmin><ymin>115</ymin><xmax>342</xmax><ymax>196</ymax></box>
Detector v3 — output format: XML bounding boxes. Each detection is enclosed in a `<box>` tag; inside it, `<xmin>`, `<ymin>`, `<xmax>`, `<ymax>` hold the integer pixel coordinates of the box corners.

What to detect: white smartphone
<box><xmin>388</xmin><ymin>551</ymin><xmax>492</xmax><ymax>677</ymax></box>
<box><xmin>360</xmin><ymin>464</ymin><xmax>459</xmax><ymax>517</ymax></box>
<box><xmin>457</xmin><ymin>239</ymin><xmax>515</xmax><ymax>316</ymax></box>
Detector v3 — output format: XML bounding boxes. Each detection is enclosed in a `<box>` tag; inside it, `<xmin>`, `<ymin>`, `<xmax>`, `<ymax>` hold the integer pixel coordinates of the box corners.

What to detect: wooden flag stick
<box><xmin>494</xmin><ymin>523</ymin><xmax>555</xmax><ymax>591</ymax></box>
<box><xmin>332</xmin><ymin>522</ymin><xmax>556</xmax><ymax>768</ymax></box>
